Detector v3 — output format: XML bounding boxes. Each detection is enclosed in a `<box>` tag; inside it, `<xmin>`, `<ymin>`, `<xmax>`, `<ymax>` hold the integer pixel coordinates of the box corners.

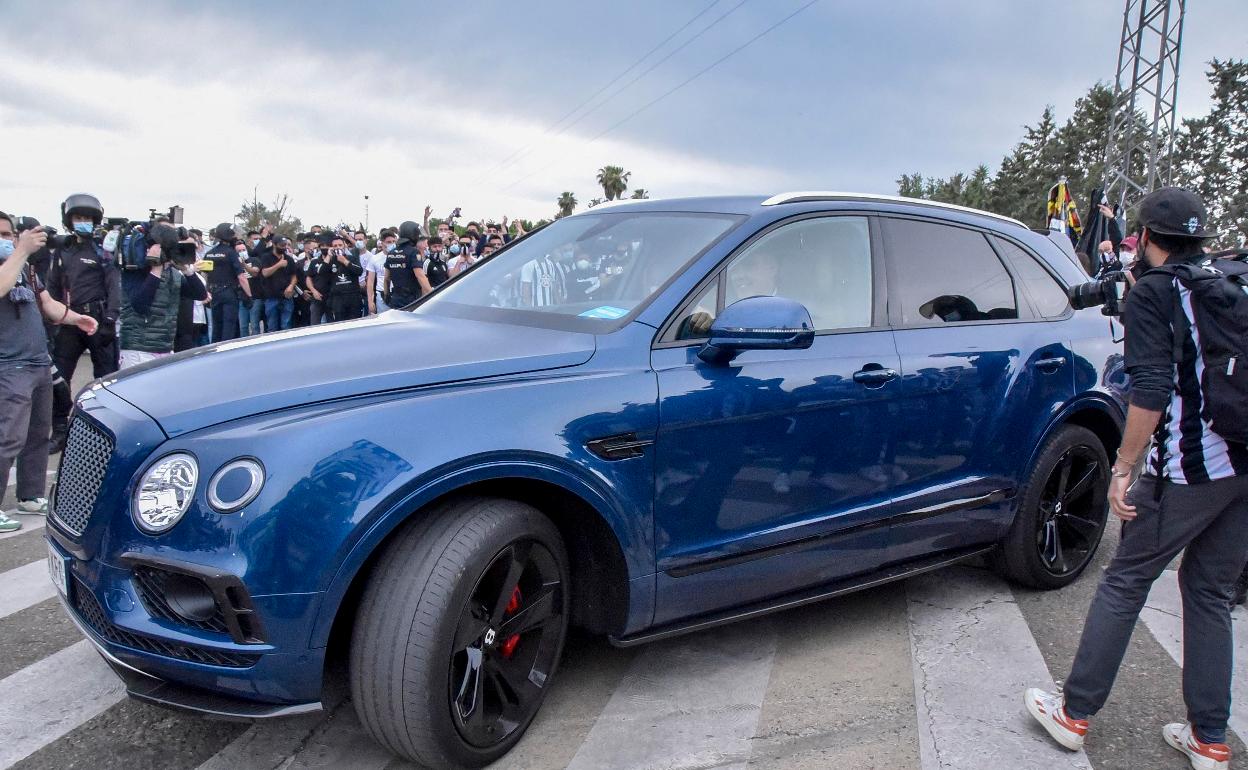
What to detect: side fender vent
<box><xmin>586</xmin><ymin>433</ymin><xmax>653</xmax><ymax>461</ymax></box>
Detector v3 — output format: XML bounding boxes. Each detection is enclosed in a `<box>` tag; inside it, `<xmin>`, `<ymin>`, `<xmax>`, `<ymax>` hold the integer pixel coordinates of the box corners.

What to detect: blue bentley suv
<box><xmin>47</xmin><ymin>192</ymin><xmax>1126</xmax><ymax>768</ymax></box>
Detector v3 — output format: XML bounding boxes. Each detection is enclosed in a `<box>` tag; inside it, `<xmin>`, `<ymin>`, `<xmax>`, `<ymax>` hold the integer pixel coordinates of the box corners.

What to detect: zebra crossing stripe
<box><xmin>0</xmin><ymin>640</ymin><xmax>126</xmax><ymax>769</ymax></box>
<box><xmin>1139</xmin><ymin>568</ymin><xmax>1248</xmax><ymax>742</ymax></box>
<box><xmin>564</xmin><ymin>620</ymin><xmax>778</xmax><ymax>770</ymax></box>
<box><xmin>0</xmin><ymin>560</ymin><xmax>56</xmax><ymax>619</ymax></box>
<box><xmin>907</xmin><ymin>567</ymin><xmax>1094</xmax><ymax>770</ymax></box>
<box><xmin>0</xmin><ymin>514</ymin><xmax>45</xmax><ymax>541</ymax></box>
<box><xmin>278</xmin><ymin>706</ymin><xmax>395</xmax><ymax>770</ymax></box>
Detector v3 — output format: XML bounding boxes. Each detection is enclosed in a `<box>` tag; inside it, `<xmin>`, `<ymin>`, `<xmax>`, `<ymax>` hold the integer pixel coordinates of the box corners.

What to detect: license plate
<box><xmin>47</xmin><ymin>541</ymin><xmax>68</xmax><ymax>597</ymax></box>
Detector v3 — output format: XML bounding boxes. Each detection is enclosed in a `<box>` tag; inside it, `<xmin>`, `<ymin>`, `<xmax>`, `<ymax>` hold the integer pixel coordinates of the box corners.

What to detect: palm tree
<box><xmin>596</xmin><ymin>166</ymin><xmax>631</xmax><ymax>201</ymax></box>
<box><xmin>588</xmin><ymin>198</ymin><xmax>605</xmax><ymax>208</ymax></box>
<box><xmin>556</xmin><ymin>192</ymin><xmax>577</xmax><ymax>218</ymax></box>
<box><xmin>630</xmin><ymin>189</ymin><xmax>650</xmax><ymax>200</ymax></box>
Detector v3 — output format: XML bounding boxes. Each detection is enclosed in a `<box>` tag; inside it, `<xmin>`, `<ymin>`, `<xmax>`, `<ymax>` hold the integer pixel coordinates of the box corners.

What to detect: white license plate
<box><xmin>47</xmin><ymin>541</ymin><xmax>68</xmax><ymax>597</ymax></box>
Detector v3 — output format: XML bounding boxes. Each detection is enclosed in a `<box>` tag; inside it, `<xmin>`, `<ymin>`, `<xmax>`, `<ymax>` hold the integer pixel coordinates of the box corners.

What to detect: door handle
<box><xmin>853</xmin><ymin>367</ymin><xmax>899</xmax><ymax>387</ymax></box>
<box><xmin>1034</xmin><ymin>356</ymin><xmax>1067</xmax><ymax>372</ymax></box>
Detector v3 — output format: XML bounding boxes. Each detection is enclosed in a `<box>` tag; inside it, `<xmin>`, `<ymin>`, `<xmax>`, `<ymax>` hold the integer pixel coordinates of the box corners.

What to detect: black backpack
<box><xmin>1151</xmin><ymin>253</ymin><xmax>1248</xmax><ymax>444</ymax></box>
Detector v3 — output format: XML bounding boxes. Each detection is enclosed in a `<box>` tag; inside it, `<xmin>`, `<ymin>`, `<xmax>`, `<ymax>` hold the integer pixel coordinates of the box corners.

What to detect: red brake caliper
<box><xmin>500</xmin><ymin>585</ymin><xmax>522</xmax><ymax>658</ymax></box>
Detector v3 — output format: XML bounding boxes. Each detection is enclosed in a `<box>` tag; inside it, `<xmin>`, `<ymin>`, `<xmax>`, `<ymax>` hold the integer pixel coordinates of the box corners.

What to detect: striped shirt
<box><xmin>1130</xmin><ymin>267</ymin><xmax>1248</xmax><ymax>484</ymax></box>
<box><xmin>520</xmin><ymin>256</ymin><xmax>567</xmax><ymax>308</ymax></box>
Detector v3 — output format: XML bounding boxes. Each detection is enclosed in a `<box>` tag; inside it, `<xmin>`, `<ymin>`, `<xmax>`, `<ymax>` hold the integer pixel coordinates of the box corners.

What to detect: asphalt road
<box><xmin>0</xmin><ymin>358</ymin><xmax>1241</xmax><ymax>769</ymax></box>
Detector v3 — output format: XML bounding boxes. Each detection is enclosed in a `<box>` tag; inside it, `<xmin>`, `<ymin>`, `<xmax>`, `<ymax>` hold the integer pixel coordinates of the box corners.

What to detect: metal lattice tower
<box><xmin>1103</xmin><ymin>0</ymin><xmax>1186</xmax><ymax>212</ymax></box>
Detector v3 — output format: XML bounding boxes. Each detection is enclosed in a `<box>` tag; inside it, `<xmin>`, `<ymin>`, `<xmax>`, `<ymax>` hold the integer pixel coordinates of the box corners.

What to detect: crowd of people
<box><xmin>0</xmin><ymin>193</ymin><xmax>532</xmax><ymax>533</ymax></box>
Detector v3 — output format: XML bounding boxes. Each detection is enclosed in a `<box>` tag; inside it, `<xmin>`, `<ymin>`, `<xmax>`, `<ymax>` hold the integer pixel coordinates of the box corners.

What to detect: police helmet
<box><xmin>398</xmin><ymin>220</ymin><xmax>422</xmax><ymax>243</ymax></box>
<box><xmin>213</xmin><ymin>222</ymin><xmax>237</xmax><ymax>243</ymax></box>
<box><xmin>60</xmin><ymin>193</ymin><xmax>104</xmax><ymax>230</ymax></box>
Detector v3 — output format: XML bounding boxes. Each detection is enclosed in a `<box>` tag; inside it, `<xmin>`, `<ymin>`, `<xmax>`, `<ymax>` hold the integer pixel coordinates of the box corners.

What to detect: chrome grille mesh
<box><xmin>52</xmin><ymin>417</ymin><xmax>113</xmax><ymax>536</ymax></box>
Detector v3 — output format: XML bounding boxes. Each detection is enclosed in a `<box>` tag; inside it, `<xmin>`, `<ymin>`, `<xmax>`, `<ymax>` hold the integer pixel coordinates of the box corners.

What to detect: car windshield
<box><xmin>417</xmin><ymin>210</ymin><xmax>740</xmax><ymax>331</ymax></box>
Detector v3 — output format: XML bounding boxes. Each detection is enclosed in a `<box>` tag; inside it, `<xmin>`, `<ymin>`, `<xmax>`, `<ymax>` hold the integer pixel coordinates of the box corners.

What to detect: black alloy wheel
<box><xmin>449</xmin><ymin>540</ymin><xmax>565</xmax><ymax>749</ymax></box>
<box><xmin>1034</xmin><ymin>445</ymin><xmax>1106</xmax><ymax>577</ymax></box>
<box><xmin>991</xmin><ymin>424</ymin><xmax>1110</xmax><ymax>589</ymax></box>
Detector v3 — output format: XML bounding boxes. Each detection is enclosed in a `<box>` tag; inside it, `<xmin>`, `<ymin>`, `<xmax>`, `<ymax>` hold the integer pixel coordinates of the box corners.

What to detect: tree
<box><xmin>596</xmin><ymin>166</ymin><xmax>631</xmax><ymax>201</ymax></box>
<box><xmin>556</xmin><ymin>192</ymin><xmax>578</xmax><ymax>218</ymax></box>
<box><xmin>630</xmin><ymin>189</ymin><xmax>650</xmax><ymax>199</ymax></box>
<box><xmin>588</xmin><ymin>197</ymin><xmax>605</xmax><ymax>208</ymax></box>
<box><xmin>236</xmin><ymin>193</ymin><xmax>303</xmax><ymax>238</ymax></box>
<box><xmin>1175</xmin><ymin>59</ymin><xmax>1248</xmax><ymax>245</ymax></box>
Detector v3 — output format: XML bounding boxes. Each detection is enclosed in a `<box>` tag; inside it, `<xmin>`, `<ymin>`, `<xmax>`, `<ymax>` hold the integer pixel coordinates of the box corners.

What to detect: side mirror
<box><xmin>698</xmin><ymin>296</ymin><xmax>815</xmax><ymax>364</ymax></box>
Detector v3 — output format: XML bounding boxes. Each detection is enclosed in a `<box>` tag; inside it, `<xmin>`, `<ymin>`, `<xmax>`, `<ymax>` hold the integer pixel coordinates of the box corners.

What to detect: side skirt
<box><xmin>609</xmin><ymin>544</ymin><xmax>995</xmax><ymax>648</ymax></box>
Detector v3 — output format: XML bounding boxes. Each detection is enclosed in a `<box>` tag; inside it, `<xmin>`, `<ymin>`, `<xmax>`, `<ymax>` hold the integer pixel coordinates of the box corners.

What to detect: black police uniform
<box><xmin>328</xmin><ymin>250</ymin><xmax>365</xmax><ymax>321</ymax></box>
<box><xmin>204</xmin><ymin>242</ymin><xmax>246</xmax><ymax>341</ymax></box>
<box><xmin>48</xmin><ymin>234</ymin><xmax>120</xmax><ymax>381</ymax></box>
<box><xmin>385</xmin><ymin>244</ymin><xmax>424</xmax><ymax>307</ymax></box>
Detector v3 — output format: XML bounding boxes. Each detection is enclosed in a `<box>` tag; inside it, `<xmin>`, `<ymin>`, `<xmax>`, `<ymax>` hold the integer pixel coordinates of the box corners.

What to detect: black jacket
<box><xmin>48</xmin><ymin>236</ymin><xmax>120</xmax><ymax>321</ymax></box>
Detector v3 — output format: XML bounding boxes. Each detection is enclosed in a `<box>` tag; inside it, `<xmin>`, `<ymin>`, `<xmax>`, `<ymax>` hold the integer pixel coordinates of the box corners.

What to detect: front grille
<box><xmin>71</xmin><ymin>577</ymin><xmax>259</xmax><ymax>668</ymax></box>
<box><xmin>132</xmin><ymin>566</ymin><xmax>230</xmax><ymax>636</ymax></box>
<box><xmin>53</xmin><ymin>417</ymin><xmax>114</xmax><ymax>536</ymax></box>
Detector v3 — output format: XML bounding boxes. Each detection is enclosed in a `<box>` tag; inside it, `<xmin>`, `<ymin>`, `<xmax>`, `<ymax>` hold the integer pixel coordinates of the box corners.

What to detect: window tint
<box><xmin>670</xmin><ymin>279</ymin><xmax>719</xmax><ymax>341</ymax></box>
<box><xmin>994</xmin><ymin>237</ymin><xmax>1070</xmax><ymax>318</ymax></box>
<box><xmin>723</xmin><ymin>216</ymin><xmax>872</xmax><ymax>331</ymax></box>
<box><xmin>884</xmin><ymin>219</ymin><xmax>1017</xmax><ymax>325</ymax></box>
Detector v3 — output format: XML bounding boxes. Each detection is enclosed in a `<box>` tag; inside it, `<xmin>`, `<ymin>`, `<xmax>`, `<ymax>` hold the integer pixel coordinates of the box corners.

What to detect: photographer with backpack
<box><xmin>1026</xmin><ymin>188</ymin><xmax>1248</xmax><ymax>769</ymax></box>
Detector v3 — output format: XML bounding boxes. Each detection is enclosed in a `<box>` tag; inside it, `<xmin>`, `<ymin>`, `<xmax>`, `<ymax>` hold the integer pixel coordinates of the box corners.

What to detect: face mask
<box><xmin>73</xmin><ymin>222</ymin><xmax>94</xmax><ymax>235</ymax></box>
<box><xmin>385</xmin><ymin>243</ymin><xmax>396</xmax><ymax>253</ymax></box>
<box><xmin>355</xmin><ymin>240</ymin><xmax>365</xmax><ymax>249</ymax></box>
<box><xmin>449</xmin><ymin>244</ymin><xmax>461</xmax><ymax>256</ymax></box>
<box><xmin>312</xmin><ymin>249</ymin><xmax>321</xmax><ymax>257</ymax></box>
<box><xmin>0</xmin><ymin>239</ymin><xmax>13</xmax><ymax>260</ymax></box>
<box><xmin>250</xmin><ymin>238</ymin><xmax>260</xmax><ymax>248</ymax></box>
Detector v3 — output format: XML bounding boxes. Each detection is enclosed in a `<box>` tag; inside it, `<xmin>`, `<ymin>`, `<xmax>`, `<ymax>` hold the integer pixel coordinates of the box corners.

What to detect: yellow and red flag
<box><xmin>1046</xmin><ymin>178</ymin><xmax>1082</xmax><ymax>243</ymax></box>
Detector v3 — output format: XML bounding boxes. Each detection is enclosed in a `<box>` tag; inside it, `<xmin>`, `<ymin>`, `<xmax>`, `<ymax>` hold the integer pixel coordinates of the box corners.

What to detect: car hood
<box><xmin>103</xmin><ymin>310</ymin><xmax>596</xmax><ymax>436</ymax></box>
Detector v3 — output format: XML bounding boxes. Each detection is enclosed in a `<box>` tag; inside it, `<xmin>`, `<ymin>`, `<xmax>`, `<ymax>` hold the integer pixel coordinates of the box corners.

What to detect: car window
<box><xmin>993</xmin><ymin>237</ymin><xmax>1070</xmax><ymax>319</ymax></box>
<box><xmin>883</xmin><ymin>218</ymin><xmax>1018</xmax><ymax>325</ymax></box>
<box><xmin>722</xmin><ymin>216</ymin><xmax>873</xmax><ymax>332</ymax></box>
<box><xmin>670</xmin><ymin>279</ymin><xmax>719</xmax><ymax>341</ymax></box>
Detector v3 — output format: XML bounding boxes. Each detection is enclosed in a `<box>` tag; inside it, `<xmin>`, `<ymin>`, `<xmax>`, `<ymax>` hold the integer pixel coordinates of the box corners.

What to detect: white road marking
<box><xmin>1139</xmin><ymin>567</ymin><xmax>1248</xmax><ymax>741</ymax></box>
<box><xmin>565</xmin><ymin>620</ymin><xmax>778</xmax><ymax>770</ymax></box>
<box><xmin>0</xmin><ymin>640</ymin><xmax>125</xmax><ymax>769</ymax></box>
<box><xmin>907</xmin><ymin>566</ymin><xmax>1093</xmax><ymax>770</ymax></box>
<box><xmin>196</xmin><ymin>714</ymin><xmax>327</xmax><ymax>770</ymax></box>
<box><xmin>0</xmin><ymin>560</ymin><xmax>56</xmax><ymax>619</ymax></box>
<box><xmin>0</xmin><ymin>513</ymin><xmax>45</xmax><ymax>540</ymax></box>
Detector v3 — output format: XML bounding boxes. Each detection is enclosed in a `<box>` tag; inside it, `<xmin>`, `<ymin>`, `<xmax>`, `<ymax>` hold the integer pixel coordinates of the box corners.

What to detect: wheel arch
<box><xmin>314</xmin><ymin>460</ymin><xmax>640</xmax><ymax>658</ymax></box>
<box><xmin>1015</xmin><ymin>394</ymin><xmax>1124</xmax><ymax>507</ymax></box>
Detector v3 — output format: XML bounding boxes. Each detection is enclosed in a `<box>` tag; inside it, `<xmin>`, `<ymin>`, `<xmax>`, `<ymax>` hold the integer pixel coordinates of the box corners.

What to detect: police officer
<box><xmin>203</xmin><ymin>223</ymin><xmax>251</xmax><ymax>341</ymax></box>
<box><xmin>47</xmin><ymin>193</ymin><xmax>119</xmax><ymax>385</ymax></box>
<box><xmin>384</xmin><ymin>221</ymin><xmax>432</xmax><ymax>307</ymax></box>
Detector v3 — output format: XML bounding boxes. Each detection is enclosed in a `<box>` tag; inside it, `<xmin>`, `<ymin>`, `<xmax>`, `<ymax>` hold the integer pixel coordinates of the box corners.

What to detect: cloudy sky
<box><xmin>2</xmin><ymin>0</ymin><xmax>1244</xmax><ymax>231</ymax></box>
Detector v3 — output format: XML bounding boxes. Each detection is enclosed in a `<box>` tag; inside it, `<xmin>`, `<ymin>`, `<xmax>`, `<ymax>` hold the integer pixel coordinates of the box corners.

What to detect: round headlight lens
<box><xmin>133</xmin><ymin>453</ymin><xmax>198</xmax><ymax>533</ymax></box>
<box><xmin>207</xmin><ymin>459</ymin><xmax>265</xmax><ymax>513</ymax></box>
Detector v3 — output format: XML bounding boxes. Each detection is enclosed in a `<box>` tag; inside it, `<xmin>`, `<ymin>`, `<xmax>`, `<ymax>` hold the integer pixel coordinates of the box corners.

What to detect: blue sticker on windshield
<box><xmin>579</xmin><ymin>306</ymin><xmax>629</xmax><ymax>319</ymax></box>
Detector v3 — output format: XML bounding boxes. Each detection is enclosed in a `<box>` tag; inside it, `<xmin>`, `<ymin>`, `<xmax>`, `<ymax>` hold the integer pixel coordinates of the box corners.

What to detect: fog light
<box><xmin>163</xmin><ymin>573</ymin><xmax>218</xmax><ymax>623</ymax></box>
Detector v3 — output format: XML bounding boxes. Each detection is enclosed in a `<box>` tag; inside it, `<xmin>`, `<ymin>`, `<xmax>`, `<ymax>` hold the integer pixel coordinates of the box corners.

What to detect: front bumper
<box><xmin>49</xmin><ymin>531</ymin><xmax>327</xmax><ymax>716</ymax></box>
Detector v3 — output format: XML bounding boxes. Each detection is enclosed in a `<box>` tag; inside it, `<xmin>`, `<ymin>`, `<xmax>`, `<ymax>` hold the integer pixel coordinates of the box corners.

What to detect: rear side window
<box><xmin>883</xmin><ymin>218</ymin><xmax>1018</xmax><ymax>325</ymax></box>
<box><xmin>993</xmin><ymin>237</ymin><xmax>1071</xmax><ymax>319</ymax></box>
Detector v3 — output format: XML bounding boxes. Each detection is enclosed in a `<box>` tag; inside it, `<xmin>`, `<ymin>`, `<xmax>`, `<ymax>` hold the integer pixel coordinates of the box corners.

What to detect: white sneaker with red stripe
<box><xmin>1163</xmin><ymin>722</ymin><xmax>1231</xmax><ymax>770</ymax></box>
<box><xmin>1024</xmin><ymin>687</ymin><xmax>1088</xmax><ymax>751</ymax></box>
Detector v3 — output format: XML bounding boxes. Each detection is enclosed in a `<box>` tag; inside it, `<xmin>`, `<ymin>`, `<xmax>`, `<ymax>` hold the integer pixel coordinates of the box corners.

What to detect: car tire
<box><xmin>991</xmin><ymin>425</ymin><xmax>1110</xmax><ymax>589</ymax></box>
<box><xmin>350</xmin><ymin>497</ymin><xmax>570</xmax><ymax>769</ymax></box>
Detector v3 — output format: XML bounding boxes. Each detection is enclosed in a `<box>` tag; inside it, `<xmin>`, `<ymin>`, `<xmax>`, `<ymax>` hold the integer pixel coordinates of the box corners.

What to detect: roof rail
<box><xmin>760</xmin><ymin>191</ymin><xmax>1027</xmax><ymax>229</ymax></box>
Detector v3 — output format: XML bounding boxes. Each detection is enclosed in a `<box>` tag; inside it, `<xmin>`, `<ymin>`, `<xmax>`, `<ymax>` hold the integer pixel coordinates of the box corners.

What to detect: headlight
<box><xmin>207</xmin><ymin>459</ymin><xmax>265</xmax><ymax>513</ymax></box>
<box><xmin>133</xmin><ymin>453</ymin><xmax>198</xmax><ymax>533</ymax></box>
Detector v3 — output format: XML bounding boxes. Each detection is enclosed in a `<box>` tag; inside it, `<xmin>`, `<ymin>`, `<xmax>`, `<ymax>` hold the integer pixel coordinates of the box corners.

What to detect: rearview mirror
<box><xmin>697</xmin><ymin>296</ymin><xmax>815</xmax><ymax>364</ymax></box>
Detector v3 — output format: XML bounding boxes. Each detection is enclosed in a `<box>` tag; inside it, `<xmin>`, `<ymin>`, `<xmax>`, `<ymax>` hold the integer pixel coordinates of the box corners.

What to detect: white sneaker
<box><xmin>1163</xmin><ymin>722</ymin><xmax>1230</xmax><ymax>770</ymax></box>
<box><xmin>17</xmin><ymin>498</ymin><xmax>48</xmax><ymax>515</ymax></box>
<box><xmin>1024</xmin><ymin>687</ymin><xmax>1088</xmax><ymax>751</ymax></box>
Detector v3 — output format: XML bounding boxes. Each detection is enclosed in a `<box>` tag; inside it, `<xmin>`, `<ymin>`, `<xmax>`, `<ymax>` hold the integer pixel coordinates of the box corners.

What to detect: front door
<box><xmin>650</xmin><ymin>215</ymin><xmax>902</xmax><ymax>625</ymax></box>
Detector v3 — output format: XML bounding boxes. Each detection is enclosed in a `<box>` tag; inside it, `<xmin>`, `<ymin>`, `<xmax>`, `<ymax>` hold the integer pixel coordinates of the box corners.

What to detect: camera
<box><xmin>1067</xmin><ymin>268</ymin><xmax>1130</xmax><ymax>316</ymax></box>
<box><xmin>148</xmin><ymin>223</ymin><xmax>197</xmax><ymax>267</ymax></box>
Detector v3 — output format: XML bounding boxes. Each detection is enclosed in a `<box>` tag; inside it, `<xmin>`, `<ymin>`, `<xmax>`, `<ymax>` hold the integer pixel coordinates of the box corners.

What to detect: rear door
<box><xmin>879</xmin><ymin>217</ymin><xmax>1075</xmax><ymax>564</ymax></box>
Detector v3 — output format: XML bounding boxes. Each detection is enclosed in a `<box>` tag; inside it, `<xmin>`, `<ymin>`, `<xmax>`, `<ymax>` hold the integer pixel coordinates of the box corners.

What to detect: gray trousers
<box><xmin>0</xmin><ymin>365</ymin><xmax>53</xmax><ymax>509</ymax></box>
<box><xmin>1064</xmin><ymin>474</ymin><xmax>1248</xmax><ymax>742</ymax></box>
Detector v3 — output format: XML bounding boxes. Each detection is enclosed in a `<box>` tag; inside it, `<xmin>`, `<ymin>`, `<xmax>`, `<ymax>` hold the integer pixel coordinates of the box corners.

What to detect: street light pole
<box><xmin>364</xmin><ymin>195</ymin><xmax>370</xmax><ymax>232</ymax></box>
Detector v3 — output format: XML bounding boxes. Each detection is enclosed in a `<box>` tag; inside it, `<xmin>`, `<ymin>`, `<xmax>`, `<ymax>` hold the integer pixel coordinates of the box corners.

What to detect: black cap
<box><xmin>1137</xmin><ymin>187</ymin><xmax>1214</xmax><ymax>238</ymax></box>
<box><xmin>272</xmin><ymin>235</ymin><xmax>290</xmax><ymax>247</ymax></box>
